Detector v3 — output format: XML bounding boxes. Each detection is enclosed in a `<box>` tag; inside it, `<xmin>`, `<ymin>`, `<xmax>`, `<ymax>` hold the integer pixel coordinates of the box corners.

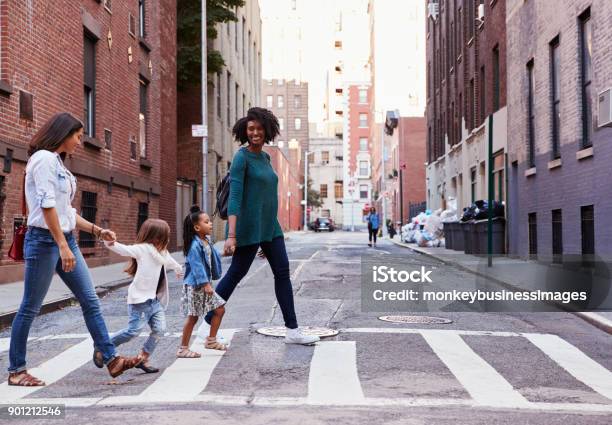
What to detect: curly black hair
<box><xmin>232</xmin><ymin>107</ymin><xmax>280</xmax><ymax>145</ymax></box>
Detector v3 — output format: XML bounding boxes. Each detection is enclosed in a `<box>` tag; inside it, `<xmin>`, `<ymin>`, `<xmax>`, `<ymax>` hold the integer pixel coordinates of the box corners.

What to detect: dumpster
<box><xmin>452</xmin><ymin>222</ymin><xmax>465</xmax><ymax>251</ymax></box>
<box><xmin>443</xmin><ymin>222</ymin><xmax>454</xmax><ymax>250</ymax></box>
<box><xmin>462</xmin><ymin>221</ymin><xmax>475</xmax><ymax>254</ymax></box>
<box><xmin>473</xmin><ymin>218</ymin><xmax>506</xmax><ymax>255</ymax></box>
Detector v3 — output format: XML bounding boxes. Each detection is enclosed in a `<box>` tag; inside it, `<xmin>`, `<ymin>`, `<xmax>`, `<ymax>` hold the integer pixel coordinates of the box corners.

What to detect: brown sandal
<box><xmin>107</xmin><ymin>355</ymin><xmax>143</xmax><ymax>378</ymax></box>
<box><xmin>8</xmin><ymin>371</ymin><xmax>45</xmax><ymax>387</ymax></box>
<box><xmin>205</xmin><ymin>337</ymin><xmax>227</xmax><ymax>351</ymax></box>
<box><xmin>176</xmin><ymin>346</ymin><xmax>201</xmax><ymax>358</ymax></box>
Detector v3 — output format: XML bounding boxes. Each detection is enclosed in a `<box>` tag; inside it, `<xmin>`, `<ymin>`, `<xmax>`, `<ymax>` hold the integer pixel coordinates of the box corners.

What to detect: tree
<box><xmin>177</xmin><ymin>0</ymin><xmax>245</xmax><ymax>90</ymax></box>
<box><xmin>307</xmin><ymin>178</ymin><xmax>323</xmax><ymax>208</ymax></box>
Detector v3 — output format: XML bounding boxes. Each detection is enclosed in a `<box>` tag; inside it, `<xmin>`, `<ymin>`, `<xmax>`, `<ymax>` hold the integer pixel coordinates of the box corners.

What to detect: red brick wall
<box><xmin>348</xmin><ymin>85</ymin><xmax>372</xmax><ymax>176</ymax></box>
<box><xmin>0</xmin><ymin>1</ymin><xmax>176</xmax><ymax>283</ymax></box>
<box><xmin>396</xmin><ymin>117</ymin><xmax>426</xmax><ymax>223</ymax></box>
<box><xmin>265</xmin><ymin>146</ymin><xmax>302</xmax><ymax>232</ymax></box>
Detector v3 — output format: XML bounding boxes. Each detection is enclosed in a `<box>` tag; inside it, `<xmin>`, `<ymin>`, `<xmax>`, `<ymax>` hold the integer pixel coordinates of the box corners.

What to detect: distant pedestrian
<box><xmin>94</xmin><ymin>219</ymin><xmax>183</xmax><ymax>374</ymax></box>
<box><xmin>205</xmin><ymin>107</ymin><xmax>319</xmax><ymax>345</ymax></box>
<box><xmin>178</xmin><ymin>206</ymin><xmax>227</xmax><ymax>357</ymax></box>
<box><xmin>8</xmin><ymin>113</ymin><xmax>141</xmax><ymax>387</ymax></box>
<box><xmin>367</xmin><ymin>207</ymin><xmax>380</xmax><ymax>247</ymax></box>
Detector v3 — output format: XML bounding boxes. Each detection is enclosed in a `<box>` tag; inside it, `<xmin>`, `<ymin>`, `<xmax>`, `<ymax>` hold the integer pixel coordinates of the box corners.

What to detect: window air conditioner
<box><xmin>598</xmin><ymin>88</ymin><xmax>612</xmax><ymax>127</ymax></box>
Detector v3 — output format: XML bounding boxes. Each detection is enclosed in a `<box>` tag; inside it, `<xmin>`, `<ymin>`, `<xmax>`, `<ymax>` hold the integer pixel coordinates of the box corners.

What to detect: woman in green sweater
<box><xmin>204</xmin><ymin>107</ymin><xmax>319</xmax><ymax>345</ymax></box>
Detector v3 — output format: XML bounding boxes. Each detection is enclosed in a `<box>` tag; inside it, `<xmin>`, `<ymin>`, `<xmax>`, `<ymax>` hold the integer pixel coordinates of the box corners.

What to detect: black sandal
<box><xmin>136</xmin><ymin>363</ymin><xmax>160</xmax><ymax>373</ymax></box>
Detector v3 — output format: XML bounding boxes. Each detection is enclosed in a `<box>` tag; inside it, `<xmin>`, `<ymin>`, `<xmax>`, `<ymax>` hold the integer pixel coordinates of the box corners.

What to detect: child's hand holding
<box><xmin>204</xmin><ymin>283</ymin><xmax>213</xmax><ymax>295</ymax></box>
<box><xmin>175</xmin><ymin>270</ymin><xmax>184</xmax><ymax>279</ymax></box>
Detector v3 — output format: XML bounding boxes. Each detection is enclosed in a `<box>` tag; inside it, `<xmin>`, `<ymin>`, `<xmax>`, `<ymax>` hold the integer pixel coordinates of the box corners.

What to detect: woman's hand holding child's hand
<box><xmin>204</xmin><ymin>283</ymin><xmax>213</xmax><ymax>295</ymax></box>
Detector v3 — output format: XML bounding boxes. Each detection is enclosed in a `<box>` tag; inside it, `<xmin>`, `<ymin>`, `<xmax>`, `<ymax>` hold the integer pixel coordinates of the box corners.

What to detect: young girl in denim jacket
<box><xmin>94</xmin><ymin>218</ymin><xmax>183</xmax><ymax>373</ymax></box>
<box><xmin>178</xmin><ymin>206</ymin><xmax>226</xmax><ymax>358</ymax></box>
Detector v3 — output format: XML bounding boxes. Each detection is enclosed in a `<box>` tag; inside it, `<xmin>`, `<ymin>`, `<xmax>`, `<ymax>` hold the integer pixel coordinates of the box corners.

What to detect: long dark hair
<box><xmin>232</xmin><ymin>107</ymin><xmax>280</xmax><ymax>145</ymax></box>
<box><xmin>125</xmin><ymin>219</ymin><xmax>170</xmax><ymax>276</ymax></box>
<box><xmin>182</xmin><ymin>205</ymin><xmax>206</xmax><ymax>256</ymax></box>
<box><xmin>28</xmin><ymin>112</ymin><xmax>83</xmax><ymax>159</ymax></box>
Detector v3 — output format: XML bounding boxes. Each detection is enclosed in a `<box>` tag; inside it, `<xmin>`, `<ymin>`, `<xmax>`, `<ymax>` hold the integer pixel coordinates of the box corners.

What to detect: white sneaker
<box><xmin>196</xmin><ymin>320</ymin><xmax>228</xmax><ymax>345</ymax></box>
<box><xmin>285</xmin><ymin>328</ymin><xmax>320</xmax><ymax>345</ymax></box>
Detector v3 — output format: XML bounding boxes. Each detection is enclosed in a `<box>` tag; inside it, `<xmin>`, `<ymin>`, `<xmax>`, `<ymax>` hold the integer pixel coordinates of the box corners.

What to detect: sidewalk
<box><xmin>388</xmin><ymin>237</ymin><xmax>612</xmax><ymax>335</ymax></box>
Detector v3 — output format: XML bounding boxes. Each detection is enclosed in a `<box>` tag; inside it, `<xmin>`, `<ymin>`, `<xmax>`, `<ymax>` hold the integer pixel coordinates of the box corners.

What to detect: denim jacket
<box><xmin>25</xmin><ymin>150</ymin><xmax>77</xmax><ymax>232</ymax></box>
<box><xmin>183</xmin><ymin>236</ymin><xmax>222</xmax><ymax>287</ymax></box>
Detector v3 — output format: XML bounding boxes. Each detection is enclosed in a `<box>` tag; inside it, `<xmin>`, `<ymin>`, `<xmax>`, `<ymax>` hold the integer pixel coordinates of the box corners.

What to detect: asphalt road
<box><xmin>1</xmin><ymin>231</ymin><xmax>611</xmax><ymax>424</ymax></box>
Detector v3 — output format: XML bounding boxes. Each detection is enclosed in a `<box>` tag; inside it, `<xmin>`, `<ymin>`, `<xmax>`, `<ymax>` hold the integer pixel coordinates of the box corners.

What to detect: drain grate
<box><xmin>378</xmin><ymin>315</ymin><xmax>453</xmax><ymax>324</ymax></box>
<box><xmin>256</xmin><ymin>326</ymin><xmax>339</xmax><ymax>338</ymax></box>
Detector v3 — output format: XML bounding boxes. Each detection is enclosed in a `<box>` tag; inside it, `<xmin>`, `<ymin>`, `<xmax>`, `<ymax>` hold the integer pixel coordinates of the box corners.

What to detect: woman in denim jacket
<box><xmin>7</xmin><ymin>113</ymin><xmax>141</xmax><ymax>387</ymax></box>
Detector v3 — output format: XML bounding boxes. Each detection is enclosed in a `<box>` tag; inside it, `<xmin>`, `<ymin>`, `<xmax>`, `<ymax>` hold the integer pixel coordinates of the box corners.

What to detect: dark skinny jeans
<box><xmin>205</xmin><ymin>236</ymin><xmax>298</xmax><ymax>329</ymax></box>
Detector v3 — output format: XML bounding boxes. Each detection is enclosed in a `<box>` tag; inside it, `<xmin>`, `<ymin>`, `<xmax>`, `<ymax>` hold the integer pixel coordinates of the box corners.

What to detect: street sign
<box><xmin>191</xmin><ymin>124</ymin><xmax>208</xmax><ymax>137</ymax></box>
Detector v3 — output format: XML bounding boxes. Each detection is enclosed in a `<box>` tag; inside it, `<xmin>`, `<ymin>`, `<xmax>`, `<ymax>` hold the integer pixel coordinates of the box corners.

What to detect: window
<box><xmin>552</xmin><ymin>209</ymin><xmax>563</xmax><ymax>263</ymax></box>
<box><xmin>79</xmin><ymin>192</ymin><xmax>97</xmax><ymax>248</ymax></box>
<box><xmin>526</xmin><ymin>60</ymin><xmax>536</xmax><ymax>168</ymax></box>
<box><xmin>139</xmin><ymin>80</ymin><xmax>147</xmax><ymax>158</ymax></box>
<box><xmin>359</xmin><ymin>137</ymin><xmax>368</xmax><ymax>152</ymax></box>
<box><xmin>550</xmin><ymin>37</ymin><xmax>561</xmax><ymax>159</ymax></box>
<box><xmin>359</xmin><ymin>113</ymin><xmax>368</xmax><ymax>128</ymax></box>
<box><xmin>137</xmin><ymin>202</ymin><xmax>149</xmax><ymax>233</ymax></box>
<box><xmin>216</xmin><ymin>73</ymin><xmax>222</xmax><ymax>118</ymax></box>
<box><xmin>308</xmin><ymin>154</ymin><xmax>314</xmax><ymax>164</ymax></box>
<box><xmin>468</xmin><ymin>0</ymin><xmax>474</xmax><ymax>40</ymax></box>
<box><xmin>226</xmin><ymin>71</ymin><xmax>231</xmax><ymax>125</ymax></box>
<box><xmin>242</xmin><ymin>18</ymin><xmax>246</xmax><ymax>64</ymax></box>
<box><xmin>468</xmin><ymin>78</ymin><xmax>474</xmax><ymax>130</ymax></box>
<box><xmin>427</xmin><ymin>62</ymin><xmax>431</xmax><ymax>99</ymax></box>
<box><xmin>457</xmin><ymin>7</ymin><xmax>462</xmax><ymax>57</ymax></box>
<box><xmin>579</xmin><ymin>8</ymin><xmax>592</xmax><ymax>148</ymax></box>
<box><xmin>235</xmin><ymin>83</ymin><xmax>239</xmax><ymax>122</ymax></box>
<box><xmin>470</xmin><ymin>167</ymin><xmax>477</xmax><ymax>203</ymax></box>
<box><xmin>493</xmin><ymin>45</ymin><xmax>500</xmax><ymax>112</ymax></box>
<box><xmin>359</xmin><ymin>160</ymin><xmax>369</xmax><ymax>177</ymax></box>
<box><xmin>278</xmin><ymin>79</ymin><xmax>284</xmax><ymax>86</ymax></box>
<box><xmin>360</xmin><ymin>184</ymin><xmax>368</xmax><ymax>199</ymax></box>
<box><xmin>335</xmin><ymin>182</ymin><xmax>343</xmax><ymax>198</ymax></box>
<box><xmin>266</xmin><ymin>95</ymin><xmax>273</xmax><ymax>108</ymax></box>
<box><xmin>335</xmin><ymin>40</ymin><xmax>342</xmax><ymax>49</ymax></box>
<box><xmin>294</xmin><ymin>95</ymin><xmax>302</xmax><ymax>108</ymax></box>
<box><xmin>320</xmin><ymin>184</ymin><xmax>328</xmax><ymax>198</ymax></box>
<box><xmin>480</xmin><ymin>66</ymin><xmax>485</xmax><ymax>123</ymax></box>
<box><xmin>294</xmin><ymin>118</ymin><xmax>301</xmax><ymax>130</ymax></box>
<box><xmin>278</xmin><ymin>117</ymin><xmax>284</xmax><ymax>130</ymax></box>
<box><xmin>581</xmin><ymin>205</ymin><xmax>594</xmax><ymax>257</ymax></box>
<box><xmin>277</xmin><ymin>95</ymin><xmax>284</xmax><ymax>108</ymax></box>
<box><xmin>138</xmin><ymin>0</ymin><xmax>146</xmax><ymax>38</ymax></box>
<box><xmin>359</xmin><ymin>89</ymin><xmax>367</xmax><ymax>103</ymax></box>
<box><xmin>104</xmin><ymin>0</ymin><xmax>112</xmax><ymax>12</ymax></box>
<box><xmin>321</xmin><ymin>151</ymin><xmax>329</xmax><ymax>164</ymax></box>
<box><xmin>242</xmin><ymin>93</ymin><xmax>246</xmax><ymax>116</ymax></box>
<box><xmin>83</xmin><ymin>32</ymin><xmax>96</xmax><ymax>138</ymax></box>
<box><xmin>493</xmin><ymin>152</ymin><xmax>504</xmax><ymax>202</ymax></box>
<box><xmin>528</xmin><ymin>212</ymin><xmax>538</xmax><ymax>256</ymax></box>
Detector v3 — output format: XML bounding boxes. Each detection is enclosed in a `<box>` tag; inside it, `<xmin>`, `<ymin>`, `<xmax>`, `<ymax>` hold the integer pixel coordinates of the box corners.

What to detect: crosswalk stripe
<box><xmin>524</xmin><ymin>333</ymin><xmax>612</xmax><ymax>400</ymax></box>
<box><xmin>102</xmin><ymin>329</ymin><xmax>237</xmax><ymax>405</ymax></box>
<box><xmin>420</xmin><ymin>330</ymin><xmax>530</xmax><ymax>408</ymax></box>
<box><xmin>307</xmin><ymin>341</ymin><xmax>365</xmax><ymax>405</ymax></box>
<box><xmin>0</xmin><ymin>337</ymin><xmax>94</xmax><ymax>401</ymax></box>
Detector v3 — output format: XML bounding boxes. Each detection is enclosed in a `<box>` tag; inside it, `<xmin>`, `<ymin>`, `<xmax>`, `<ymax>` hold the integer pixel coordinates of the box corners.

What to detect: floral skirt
<box><xmin>180</xmin><ymin>285</ymin><xmax>226</xmax><ymax>317</ymax></box>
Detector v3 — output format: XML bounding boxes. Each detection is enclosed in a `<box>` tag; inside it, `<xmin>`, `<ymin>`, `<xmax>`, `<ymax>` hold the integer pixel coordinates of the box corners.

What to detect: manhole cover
<box><xmin>378</xmin><ymin>315</ymin><xmax>453</xmax><ymax>324</ymax></box>
<box><xmin>256</xmin><ymin>326</ymin><xmax>339</xmax><ymax>338</ymax></box>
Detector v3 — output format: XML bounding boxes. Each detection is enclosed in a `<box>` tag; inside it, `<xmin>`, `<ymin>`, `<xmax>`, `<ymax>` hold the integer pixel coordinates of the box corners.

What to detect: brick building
<box><xmin>176</xmin><ymin>0</ymin><xmax>261</xmax><ymax>245</ymax></box>
<box><xmin>266</xmin><ymin>144</ymin><xmax>303</xmax><ymax>232</ymax></box>
<box><xmin>425</xmin><ymin>0</ymin><xmax>507</xmax><ymax>215</ymax></box>
<box><xmin>388</xmin><ymin>116</ymin><xmax>427</xmax><ymax>225</ymax></box>
<box><xmin>506</xmin><ymin>0</ymin><xmax>612</xmax><ymax>258</ymax></box>
<box><xmin>307</xmin><ymin>137</ymin><xmax>343</xmax><ymax>226</ymax></box>
<box><xmin>342</xmin><ymin>83</ymin><xmax>372</xmax><ymax>230</ymax></box>
<box><xmin>0</xmin><ymin>0</ymin><xmax>176</xmax><ymax>284</ymax></box>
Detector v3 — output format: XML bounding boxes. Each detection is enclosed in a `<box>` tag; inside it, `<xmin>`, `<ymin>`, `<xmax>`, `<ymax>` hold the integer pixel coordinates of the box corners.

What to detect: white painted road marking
<box><xmin>308</xmin><ymin>341</ymin><xmax>365</xmax><ymax>405</ymax></box>
<box><xmin>524</xmin><ymin>333</ymin><xmax>612</xmax><ymax>400</ymax></box>
<box><xmin>0</xmin><ymin>337</ymin><xmax>94</xmax><ymax>401</ymax></box>
<box><xmin>421</xmin><ymin>330</ymin><xmax>530</xmax><ymax>408</ymax></box>
<box><xmin>102</xmin><ymin>329</ymin><xmax>237</xmax><ymax>405</ymax></box>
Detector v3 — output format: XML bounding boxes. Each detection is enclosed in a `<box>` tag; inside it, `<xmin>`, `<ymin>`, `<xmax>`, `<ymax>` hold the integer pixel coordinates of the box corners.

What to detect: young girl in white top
<box><xmin>94</xmin><ymin>219</ymin><xmax>183</xmax><ymax>373</ymax></box>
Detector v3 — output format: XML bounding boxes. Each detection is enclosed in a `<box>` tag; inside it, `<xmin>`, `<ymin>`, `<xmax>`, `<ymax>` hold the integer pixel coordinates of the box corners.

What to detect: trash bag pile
<box><xmin>460</xmin><ymin>200</ymin><xmax>504</xmax><ymax>222</ymax></box>
<box><xmin>401</xmin><ymin>209</ymin><xmax>445</xmax><ymax>248</ymax></box>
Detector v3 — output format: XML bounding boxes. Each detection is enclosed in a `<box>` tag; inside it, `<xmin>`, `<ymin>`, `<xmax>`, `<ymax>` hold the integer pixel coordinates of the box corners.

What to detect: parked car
<box><xmin>312</xmin><ymin>217</ymin><xmax>335</xmax><ymax>232</ymax></box>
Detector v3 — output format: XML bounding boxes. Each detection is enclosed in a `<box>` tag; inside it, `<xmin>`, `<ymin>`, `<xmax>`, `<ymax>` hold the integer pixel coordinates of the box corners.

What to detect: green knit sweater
<box><xmin>226</xmin><ymin>147</ymin><xmax>283</xmax><ymax>247</ymax></box>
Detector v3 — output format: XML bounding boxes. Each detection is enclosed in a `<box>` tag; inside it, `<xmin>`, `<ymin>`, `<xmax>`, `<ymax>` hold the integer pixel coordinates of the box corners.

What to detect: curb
<box><xmin>0</xmin><ymin>278</ymin><xmax>132</xmax><ymax>331</ymax></box>
<box><xmin>389</xmin><ymin>238</ymin><xmax>612</xmax><ymax>336</ymax></box>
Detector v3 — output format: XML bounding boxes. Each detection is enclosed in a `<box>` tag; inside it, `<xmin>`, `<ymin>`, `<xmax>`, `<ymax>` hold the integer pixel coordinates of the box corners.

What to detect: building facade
<box><xmin>388</xmin><ymin>116</ymin><xmax>427</xmax><ymax>225</ymax></box>
<box><xmin>342</xmin><ymin>83</ymin><xmax>373</xmax><ymax>230</ymax></box>
<box><xmin>176</xmin><ymin>0</ymin><xmax>262</xmax><ymax>245</ymax></box>
<box><xmin>425</xmin><ymin>0</ymin><xmax>508</xmax><ymax>217</ymax></box>
<box><xmin>266</xmin><ymin>144</ymin><xmax>303</xmax><ymax>232</ymax></box>
<box><xmin>0</xmin><ymin>0</ymin><xmax>176</xmax><ymax>283</ymax></box>
<box><xmin>307</xmin><ymin>137</ymin><xmax>343</xmax><ymax>226</ymax></box>
<box><xmin>506</xmin><ymin>0</ymin><xmax>612</xmax><ymax>258</ymax></box>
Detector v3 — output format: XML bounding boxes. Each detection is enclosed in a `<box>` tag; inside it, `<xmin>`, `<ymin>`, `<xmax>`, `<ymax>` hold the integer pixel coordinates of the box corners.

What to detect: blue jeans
<box><xmin>205</xmin><ymin>236</ymin><xmax>298</xmax><ymax>329</ymax></box>
<box><xmin>8</xmin><ymin>227</ymin><xmax>117</xmax><ymax>373</ymax></box>
<box><xmin>111</xmin><ymin>299</ymin><xmax>166</xmax><ymax>355</ymax></box>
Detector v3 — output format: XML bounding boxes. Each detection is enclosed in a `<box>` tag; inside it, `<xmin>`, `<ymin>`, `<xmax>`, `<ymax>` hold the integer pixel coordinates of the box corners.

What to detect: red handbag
<box><xmin>8</xmin><ymin>174</ymin><xmax>27</xmax><ymax>262</ymax></box>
